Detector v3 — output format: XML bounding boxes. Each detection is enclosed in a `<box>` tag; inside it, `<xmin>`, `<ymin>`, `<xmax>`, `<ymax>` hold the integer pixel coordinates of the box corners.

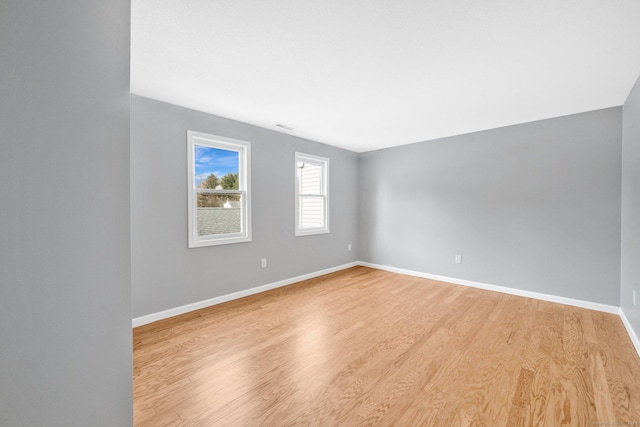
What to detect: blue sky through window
<box><xmin>194</xmin><ymin>145</ymin><xmax>239</xmax><ymax>186</ymax></box>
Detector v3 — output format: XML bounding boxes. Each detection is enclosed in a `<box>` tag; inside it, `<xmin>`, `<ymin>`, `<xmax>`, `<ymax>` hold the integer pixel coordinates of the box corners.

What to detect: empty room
<box><xmin>2</xmin><ymin>1</ymin><xmax>640</xmax><ymax>426</ymax></box>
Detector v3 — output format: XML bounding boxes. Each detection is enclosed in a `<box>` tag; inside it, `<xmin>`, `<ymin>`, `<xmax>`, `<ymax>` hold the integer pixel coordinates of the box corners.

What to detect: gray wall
<box><xmin>622</xmin><ymin>74</ymin><xmax>640</xmax><ymax>336</ymax></box>
<box><xmin>359</xmin><ymin>108</ymin><xmax>622</xmax><ymax>306</ymax></box>
<box><xmin>0</xmin><ymin>1</ymin><xmax>132</xmax><ymax>427</ymax></box>
<box><xmin>131</xmin><ymin>95</ymin><xmax>359</xmax><ymax>318</ymax></box>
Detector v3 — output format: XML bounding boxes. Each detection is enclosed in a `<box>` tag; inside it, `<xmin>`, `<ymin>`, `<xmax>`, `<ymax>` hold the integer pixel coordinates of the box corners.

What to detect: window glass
<box><xmin>188</xmin><ymin>132</ymin><xmax>251</xmax><ymax>247</ymax></box>
<box><xmin>295</xmin><ymin>153</ymin><xmax>329</xmax><ymax>236</ymax></box>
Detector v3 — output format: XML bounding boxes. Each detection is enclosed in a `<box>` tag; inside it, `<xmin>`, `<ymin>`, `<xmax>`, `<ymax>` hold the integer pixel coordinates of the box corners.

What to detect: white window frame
<box><xmin>187</xmin><ymin>131</ymin><xmax>251</xmax><ymax>248</ymax></box>
<box><xmin>295</xmin><ymin>152</ymin><xmax>329</xmax><ymax>236</ymax></box>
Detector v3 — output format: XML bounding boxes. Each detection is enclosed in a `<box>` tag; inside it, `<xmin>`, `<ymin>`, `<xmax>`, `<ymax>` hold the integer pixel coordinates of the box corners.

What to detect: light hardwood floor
<box><xmin>133</xmin><ymin>266</ymin><xmax>640</xmax><ymax>426</ymax></box>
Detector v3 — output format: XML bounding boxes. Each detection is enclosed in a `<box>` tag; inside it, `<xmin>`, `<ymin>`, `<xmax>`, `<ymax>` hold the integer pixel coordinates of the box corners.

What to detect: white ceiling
<box><xmin>131</xmin><ymin>0</ymin><xmax>640</xmax><ymax>153</ymax></box>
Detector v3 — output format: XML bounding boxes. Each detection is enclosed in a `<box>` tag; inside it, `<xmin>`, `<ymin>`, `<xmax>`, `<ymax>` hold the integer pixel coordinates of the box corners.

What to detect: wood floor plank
<box><xmin>134</xmin><ymin>266</ymin><xmax>640</xmax><ymax>426</ymax></box>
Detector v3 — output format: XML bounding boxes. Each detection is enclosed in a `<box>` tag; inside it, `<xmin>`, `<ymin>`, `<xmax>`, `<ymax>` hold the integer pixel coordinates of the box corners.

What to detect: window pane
<box><xmin>297</xmin><ymin>161</ymin><xmax>322</xmax><ymax>195</ymax></box>
<box><xmin>195</xmin><ymin>145</ymin><xmax>239</xmax><ymax>190</ymax></box>
<box><xmin>299</xmin><ymin>196</ymin><xmax>324</xmax><ymax>229</ymax></box>
<box><xmin>197</xmin><ymin>193</ymin><xmax>242</xmax><ymax>236</ymax></box>
<box><xmin>188</xmin><ymin>132</ymin><xmax>251</xmax><ymax>247</ymax></box>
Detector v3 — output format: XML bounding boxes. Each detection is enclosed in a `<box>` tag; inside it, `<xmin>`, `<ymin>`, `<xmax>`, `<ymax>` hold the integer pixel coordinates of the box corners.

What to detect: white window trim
<box><xmin>187</xmin><ymin>131</ymin><xmax>251</xmax><ymax>248</ymax></box>
<box><xmin>295</xmin><ymin>152</ymin><xmax>329</xmax><ymax>236</ymax></box>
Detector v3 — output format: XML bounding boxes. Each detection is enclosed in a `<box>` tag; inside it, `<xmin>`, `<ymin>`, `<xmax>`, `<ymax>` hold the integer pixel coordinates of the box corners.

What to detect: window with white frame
<box><xmin>295</xmin><ymin>152</ymin><xmax>329</xmax><ymax>236</ymax></box>
<box><xmin>187</xmin><ymin>131</ymin><xmax>251</xmax><ymax>247</ymax></box>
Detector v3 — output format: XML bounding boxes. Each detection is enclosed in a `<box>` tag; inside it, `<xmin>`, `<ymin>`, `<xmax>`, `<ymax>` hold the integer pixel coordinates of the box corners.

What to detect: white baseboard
<box><xmin>132</xmin><ymin>262</ymin><xmax>359</xmax><ymax>328</ymax></box>
<box><xmin>359</xmin><ymin>262</ymin><xmax>620</xmax><ymax>315</ymax></box>
<box><xmin>132</xmin><ymin>260</ymin><xmax>640</xmax><ymax>359</ymax></box>
<box><xmin>364</xmin><ymin>261</ymin><xmax>638</xmax><ymax>358</ymax></box>
<box><xmin>619</xmin><ymin>308</ymin><xmax>640</xmax><ymax>357</ymax></box>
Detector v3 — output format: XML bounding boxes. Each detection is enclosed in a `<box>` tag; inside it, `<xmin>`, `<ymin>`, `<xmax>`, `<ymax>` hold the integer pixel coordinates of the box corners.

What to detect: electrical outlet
<box><xmin>261</xmin><ymin>258</ymin><xmax>267</xmax><ymax>269</ymax></box>
<box><xmin>455</xmin><ymin>254</ymin><xmax>462</xmax><ymax>264</ymax></box>
<box><xmin>634</xmin><ymin>290</ymin><xmax>637</xmax><ymax>306</ymax></box>
<box><xmin>348</xmin><ymin>243</ymin><xmax>352</xmax><ymax>251</ymax></box>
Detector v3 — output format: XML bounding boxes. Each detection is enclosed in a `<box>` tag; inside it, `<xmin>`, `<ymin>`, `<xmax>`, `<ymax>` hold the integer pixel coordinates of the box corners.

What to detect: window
<box><xmin>295</xmin><ymin>152</ymin><xmax>329</xmax><ymax>236</ymax></box>
<box><xmin>187</xmin><ymin>131</ymin><xmax>251</xmax><ymax>247</ymax></box>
